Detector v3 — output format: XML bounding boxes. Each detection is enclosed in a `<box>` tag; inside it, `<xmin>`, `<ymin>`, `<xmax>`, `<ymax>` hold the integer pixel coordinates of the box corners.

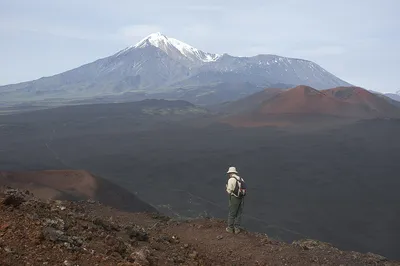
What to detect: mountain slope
<box><xmin>132</xmin><ymin>32</ymin><xmax>220</xmax><ymax>63</ymax></box>
<box><xmin>256</xmin><ymin>86</ymin><xmax>354</xmax><ymax>116</ymax></box>
<box><xmin>200</xmin><ymin>54</ymin><xmax>349</xmax><ymax>89</ymax></box>
<box><xmin>369</xmin><ymin>90</ymin><xmax>400</xmax><ymax>107</ymax></box>
<box><xmin>2</xmin><ymin>187</ymin><xmax>397</xmax><ymax>265</ymax></box>
<box><xmin>385</xmin><ymin>91</ymin><xmax>400</xmax><ymax>102</ymax></box>
<box><xmin>0</xmin><ymin>33</ymin><xmax>351</xmax><ymax>106</ymax></box>
<box><xmin>222</xmin><ymin>86</ymin><xmax>400</xmax><ymax>127</ymax></box>
<box><xmin>325</xmin><ymin>87</ymin><xmax>400</xmax><ymax>115</ymax></box>
<box><xmin>0</xmin><ymin>170</ymin><xmax>156</xmax><ymax>213</ymax></box>
<box><xmin>1</xmin><ymin>100</ymin><xmax>400</xmax><ymax>258</ymax></box>
<box><xmin>217</xmin><ymin>87</ymin><xmax>283</xmax><ymax>114</ymax></box>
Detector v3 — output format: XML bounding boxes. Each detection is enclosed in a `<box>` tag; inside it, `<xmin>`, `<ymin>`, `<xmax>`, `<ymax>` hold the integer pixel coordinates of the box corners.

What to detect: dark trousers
<box><xmin>227</xmin><ymin>195</ymin><xmax>244</xmax><ymax>228</ymax></box>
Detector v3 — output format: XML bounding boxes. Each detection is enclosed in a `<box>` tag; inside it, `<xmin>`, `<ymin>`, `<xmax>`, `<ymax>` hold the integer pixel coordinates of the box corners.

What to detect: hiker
<box><xmin>225</xmin><ymin>166</ymin><xmax>246</xmax><ymax>234</ymax></box>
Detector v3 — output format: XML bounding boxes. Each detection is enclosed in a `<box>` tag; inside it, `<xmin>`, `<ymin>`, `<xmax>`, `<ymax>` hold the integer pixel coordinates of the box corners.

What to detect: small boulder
<box><xmin>41</xmin><ymin>227</ymin><xmax>68</xmax><ymax>243</ymax></box>
<box><xmin>93</xmin><ymin>218</ymin><xmax>119</xmax><ymax>231</ymax></box>
<box><xmin>365</xmin><ymin>252</ymin><xmax>387</xmax><ymax>263</ymax></box>
<box><xmin>0</xmin><ymin>223</ymin><xmax>10</xmax><ymax>231</ymax></box>
<box><xmin>126</xmin><ymin>225</ymin><xmax>148</xmax><ymax>242</ymax></box>
<box><xmin>292</xmin><ymin>239</ymin><xmax>332</xmax><ymax>250</ymax></box>
<box><xmin>106</xmin><ymin>236</ymin><xmax>128</xmax><ymax>257</ymax></box>
<box><xmin>4</xmin><ymin>246</ymin><xmax>13</xmax><ymax>253</ymax></box>
<box><xmin>189</xmin><ymin>251</ymin><xmax>198</xmax><ymax>259</ymax></box>
<box><xmin>2</xmin><ymin>189</ymin><xmax>27</xmax><ymax>207</ymax></box>
<box><xmin>129</xmin><ymin>248</ymin><xmax>150</xmax><ymax>266</ymax></box>
<box><xmin>44</xmin><ymin>218</ymin><xmax>65</xmax><ymax>231</ymax></box>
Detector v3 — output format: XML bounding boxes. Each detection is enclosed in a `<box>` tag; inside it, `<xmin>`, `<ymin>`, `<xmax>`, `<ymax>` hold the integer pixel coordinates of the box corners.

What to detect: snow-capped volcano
<box><xmin>0</xmin><ymin>32</ymin><xmax>353</xmax><ymax>106</ymax></box>
<box><xmin>131</xmin><ymin>32</ymin><xmax>220</xmax><ymax>63</ymax></box>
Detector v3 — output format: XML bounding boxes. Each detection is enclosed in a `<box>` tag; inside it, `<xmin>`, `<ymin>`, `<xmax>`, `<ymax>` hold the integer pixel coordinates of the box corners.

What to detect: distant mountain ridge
<box><xmin>0</xmin><ymin>32</ymin><xmax>351</xmax><ymax>107</ymax></box>
<box><xmin>385</xmin><ymin>90</ymin><xmax>400</xmax><ymax>102</ymax></box>
<box><xmin>222</xmin><ymin>86</ymin><xmax>400</xmax><ymax>127</ymax></box>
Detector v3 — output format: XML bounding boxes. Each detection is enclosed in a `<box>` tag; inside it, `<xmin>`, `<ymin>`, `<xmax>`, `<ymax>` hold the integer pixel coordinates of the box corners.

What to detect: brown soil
<box><xmin>1</xmin><ymin>187</ymin><xmax>398</xmax><ymax>266</ymax></box>
<box><xmin>220</xmin><ymin>88</ymin><xmax>283</xmax><ymax>115</ymax></box>
<box><xmin>324</xmin><ymin>86</ymin><xmax>400</xmax><ymax>115</ymax></box>
<box><xmin>258</xmin><ymin>86</ymin><xmax>346</xmax><ymax>115</ymax></box>
<box><xmin>0</xmin><ymin>170</ymin><xmax>97</xmax><ymax>199</ymax></box>
<box><xmin>222</xmin><ymin>86</ymin><xmax>400</xmax><ymax>128</ymax></box>
<box><xmin>0</xmin><ymin>170</ymin><xmax>156</xmax><ymax>213</ymax></box>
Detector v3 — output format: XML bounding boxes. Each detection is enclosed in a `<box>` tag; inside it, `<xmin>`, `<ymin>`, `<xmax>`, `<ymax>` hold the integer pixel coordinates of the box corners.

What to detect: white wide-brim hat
<box><xmin>227</xmin><ymin>166</ymin><xmax>238</xmax><ymax>174</ymax></box>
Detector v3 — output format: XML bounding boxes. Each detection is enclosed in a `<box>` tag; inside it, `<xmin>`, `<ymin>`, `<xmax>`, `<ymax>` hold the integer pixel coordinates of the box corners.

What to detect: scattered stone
<box><xmin>105</xmin><ymin>235</ymin><xmax>118</xmax><ymax>246</ymax></box>
<box><xmin>126</xmin><ymin>225</ymin><xmax>148</xmax><ymax>242</ymax></box>
<box><xmin>27</xmin><ymin>212</ymin><xmax>40</xmax><ymax>220</ymax></box>
<box><xmin>0</xmin><ymin>187</ymin><xmax>397</xmax><ymax>266</ymax></box>
<box><xmin>189</xmin><ymin>251</ymin><xmax>198</xmax><ymax>259</ymax></box>
<box><xmin>41</xmin><ymin>227</ymin><xmax>69</xmax><ymax>243</ymax></box>
<box><xmin>150</xmin><ymin>213</ymin><xmax>170</xmax><ymax>222</ymax></box>
<box><xmin>166</xmin><ymin>219</ymin><xmax>182</xmax><ymax>226</ymax></box>
<box><xmin>292</xmin><ymin>239</ymin><xmax>332</xmax><ymax>250</ymax></box>
<box><xmin>157</xmin><ymin>235</ymin><xmax>171</xmax><ymax>243</ymax></box>
<box><xmin>174</xmin><ymin>256</ymin><xmax>185</xmax><ymax>263</ymax></box>
<box><xmin>44</xmin><ymin>218</ymin><xmax>65</xmax><ymax>231</ymax></box>
<box><xmin>93</xmin><ymin>218</ymin><xmax>119</xmax><ymax>231</ymax></box>
<box><xmin>70</xmin><ymin>236</ymin><xmax>84</xmax><ymax>247</ymax></box>
<box><xmin>0</xmin><ymin>223</ymin><xmax>10</xmax><ymax>231</ymax></box>
<box><xmin>41</xmin><ymin>227</ymin><xmax>83</xmax><ymax>250</ymax></box>
<box><xmin>365</xmin><ymin>252</ymin><xmax>387</xmax><ymax>262</ymax></box>
<box><xmin>106</xmin><ymin>237</ymin><xmax>128</xmax><ymax>257</ymax></box>
<box><xmin>129</xmin><ymin>248</ymin><xmax>150</xmax><ymax>266</ymax></box>
<box><xmin>1</xmin><ymin>189</ymin><xmax>27</xmax><ymax>207</ymax></box>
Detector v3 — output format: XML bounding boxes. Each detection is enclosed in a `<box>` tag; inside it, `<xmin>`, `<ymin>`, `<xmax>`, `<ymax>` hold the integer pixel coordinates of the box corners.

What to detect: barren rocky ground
<box><xmin>1</xmin><ymin>102</ymin><xmax>400</xmax><ymax>259</ymax></box>
<box><xmin>1</xmin><ymin>187</ymin><xmax>398</xmax><ymax>266</ymax></box>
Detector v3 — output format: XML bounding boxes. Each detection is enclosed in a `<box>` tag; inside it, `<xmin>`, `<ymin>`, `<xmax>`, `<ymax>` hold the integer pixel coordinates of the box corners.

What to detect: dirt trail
<box><xmin>160</xmin><ymin>219</ymin><xmax>394</xmax><ymax>266</ymax></box>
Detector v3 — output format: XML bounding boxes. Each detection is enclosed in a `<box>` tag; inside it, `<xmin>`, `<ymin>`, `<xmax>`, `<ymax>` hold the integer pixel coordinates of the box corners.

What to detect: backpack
<box><xmin>233</xmin><ymin>176</ymin><xmax>247</xmax><ymax>198</ymax></box>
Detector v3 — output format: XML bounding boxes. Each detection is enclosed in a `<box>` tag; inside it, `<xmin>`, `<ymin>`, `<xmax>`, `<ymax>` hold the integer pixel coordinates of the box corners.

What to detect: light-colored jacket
<box><xmin>226</xmin><ymin>174</ymin><xmax>244</xmax><ymax>196</ymax></box>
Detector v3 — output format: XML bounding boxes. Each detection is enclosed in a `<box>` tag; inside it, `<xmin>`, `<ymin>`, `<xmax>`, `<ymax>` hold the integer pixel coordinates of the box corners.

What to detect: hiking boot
<box><xmin>226</xmin><ymin>227</ymin><xmax>234</xmax><ymax>233</ymax></box>
<box><xmin>234</xmin><ymin>227</ymin><xmax>241</xmax><ymax>234</ymax></box>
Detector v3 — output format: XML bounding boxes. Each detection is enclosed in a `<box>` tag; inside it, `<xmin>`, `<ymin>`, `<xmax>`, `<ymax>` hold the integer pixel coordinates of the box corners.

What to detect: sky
<box><xmin>0</xmin><ymin>0</ymin><xmax>399</xmax><ymax>93</ymax></box>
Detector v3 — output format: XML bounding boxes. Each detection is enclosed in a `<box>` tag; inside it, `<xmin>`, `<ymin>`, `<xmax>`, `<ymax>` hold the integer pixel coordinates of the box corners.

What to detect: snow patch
<box><xmin>132</xmin><ymin>32</ymin><xmax>220</xmax><ymax>62</ymax></box>
<box><xmin>168</xmin><ymin>37</ymin><xmax>220</xmax><ymax>62</ymax></box>
<box><xmin>134</xmin><ymin>32</ymin><xmax>169</xmax><ymax>49</ymax></box>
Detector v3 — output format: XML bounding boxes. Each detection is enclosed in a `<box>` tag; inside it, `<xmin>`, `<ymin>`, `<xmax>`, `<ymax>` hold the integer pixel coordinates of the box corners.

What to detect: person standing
<box><xmin>225</xmin><ymin>166</ymin><xmax>247</xmax><ymax>234</ymax></box>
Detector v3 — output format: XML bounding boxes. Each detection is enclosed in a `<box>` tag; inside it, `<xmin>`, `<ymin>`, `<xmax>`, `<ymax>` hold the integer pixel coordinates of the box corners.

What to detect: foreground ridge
<box><xmin>0</xmin><ymin>187</ymin><xmax>398</xmax><ymax>266</ymax></box>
